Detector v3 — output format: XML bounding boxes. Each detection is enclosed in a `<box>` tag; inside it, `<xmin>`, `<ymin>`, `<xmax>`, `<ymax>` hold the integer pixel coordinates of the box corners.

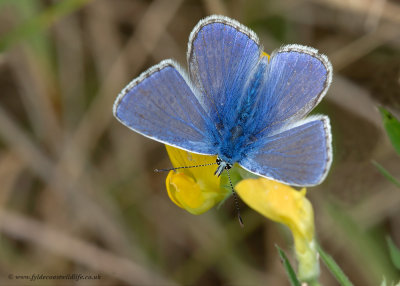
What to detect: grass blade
<box><xmin>379</xmin><ymin>107</ymin><xmax>400</xmax><ymax>156</ymax></box>
<box><xmin>317</xmin><ymin>243</ymin><xmax>353</xmax><ymax>286</ymax></box>
<box><xmin>276</xmin><ymin>245</ymin><xmax>301</xmax><ymax>286</ymax></box>
<box><xmin>387</xmin><ymin>236</ymin><xmax>400</xmax><ymax>270</ymax></box>
<box><xmin>372</xmin><ymin>161</ymin><xmax>400</xmax><ymax>188</ymax></box>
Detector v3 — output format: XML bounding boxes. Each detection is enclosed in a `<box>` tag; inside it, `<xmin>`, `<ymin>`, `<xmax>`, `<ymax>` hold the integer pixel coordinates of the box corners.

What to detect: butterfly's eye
<box><xmin>225</xmin><ymin>163</ymin><xmax>232</xmax><ymax>170</ymax></box>
<box><xmin>216</xmin><ymin>157</ymin><xmax>222</xmax><ymax>165</ymax></box>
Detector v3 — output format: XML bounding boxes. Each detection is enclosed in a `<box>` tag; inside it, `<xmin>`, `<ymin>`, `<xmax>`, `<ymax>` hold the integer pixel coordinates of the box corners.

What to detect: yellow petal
<box><xmin>236</xmin><ymin>178</ymin><xmax>313</xmax><ymax>237</ymax></box>
<box><xmin>166</xmin><ymin>171</ymin><xmax>225</xmax><ymax>215</ymax></box>
<box><xmin>235</xmin><ymin>178</ymin><xmax>319</xmax><ymax>282</ymax></box>
<box><xmin>166</xmin><ymin>171</ymin><xmax>184</xmax><ymax>208</ymax></box>
<box><xmin>165</xmin><ymin>145</ymin><xmax>219</xmax><ymax>187</ymax></box>
<box><xmin>165</xmin><ymin>145</ymin><xmax>229</xmax><ymax>215</ymax></box>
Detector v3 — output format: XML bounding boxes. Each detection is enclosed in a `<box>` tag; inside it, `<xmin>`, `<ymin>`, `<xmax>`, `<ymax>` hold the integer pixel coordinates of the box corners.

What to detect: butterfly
<box><xmin>113</xmin><ymin>15</ymin><xmax>333</xmax><ymax>187</ymax></box>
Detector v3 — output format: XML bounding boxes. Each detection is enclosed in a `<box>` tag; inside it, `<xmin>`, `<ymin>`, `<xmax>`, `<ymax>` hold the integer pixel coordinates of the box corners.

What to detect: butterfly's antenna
<box><xmin>154</xmin><ymin>162</ymin><xmax>217</xmax><ymax>173</ymax></box>
<box><xmin>226</xmin><ymin>168</ymin><xmax>244</xmax><ymax>228</ymax></box>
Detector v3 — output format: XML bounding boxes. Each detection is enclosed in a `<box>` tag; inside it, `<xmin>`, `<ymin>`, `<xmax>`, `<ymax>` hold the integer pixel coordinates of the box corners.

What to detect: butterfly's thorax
<box><xmin>216</xmin><ymin>57</ymin><xmax>268</xmax><ymax>164</ymax></box>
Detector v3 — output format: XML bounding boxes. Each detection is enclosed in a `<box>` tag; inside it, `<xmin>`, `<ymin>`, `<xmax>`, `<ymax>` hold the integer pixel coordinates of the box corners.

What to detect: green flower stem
<box><xmin>295</xmin><ymin>237</ymin><xmax>320</xmax><ymax>284</ymax></box>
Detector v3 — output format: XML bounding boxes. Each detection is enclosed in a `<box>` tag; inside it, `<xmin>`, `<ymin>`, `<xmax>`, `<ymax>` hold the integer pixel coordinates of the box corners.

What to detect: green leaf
<box><xmin>276</xmin><ymin>245</ymin><xmax>301</xmax><ymax>286</ymax></box>
<box><xmin>387</xmin><ymin>236</ymin><xmax>400</xmax><ymax>270</ymax></box>
<box><xmin>317</xmin><ymin>243</ymin><xmax>353</xmax><ymax>286</ymax></box>
<box><xmin>372</xmin><ymin>161</ymin><xmax>400</xmax><ymax>188</ymax></box>
<box><xmin>379</xmin><ymin>107</ymin><xmax>400</xmax><ymax>156</ymax></box>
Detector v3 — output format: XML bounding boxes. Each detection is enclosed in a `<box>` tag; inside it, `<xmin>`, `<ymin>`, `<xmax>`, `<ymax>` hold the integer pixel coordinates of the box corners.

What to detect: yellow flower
<box><xmin>165</xmin><ymin>145</ymin><xmax>230</xmax><ymax>215</ymax></box>
<box><xmin>235</xmin><ymin>178</ymin><xmax>319</xmax><ymax>282</ymax></box>
<box><xmin>165</xmin><ymin>147</ymin><xmax>319</xmax><ymax>281</ymax></box>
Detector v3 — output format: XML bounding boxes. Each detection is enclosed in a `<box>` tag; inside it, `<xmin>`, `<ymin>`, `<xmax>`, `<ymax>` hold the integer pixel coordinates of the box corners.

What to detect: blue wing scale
<box><xmin>188</xmin><ymin>15</ymin><xmax>261</xmax><ymax>126</ymax></box>
<box><xmin>253</xmin><ymin>45</ymin><xmax>332</xmax><ymax>136</ymax></box>
<box><xmin>114</xmin><ymin>60</ymin><xmax>216</xmax><ymax>155</ymax></box>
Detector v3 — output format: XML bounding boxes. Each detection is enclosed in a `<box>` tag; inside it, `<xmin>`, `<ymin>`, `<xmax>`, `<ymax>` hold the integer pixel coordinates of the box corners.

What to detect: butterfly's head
<box><xmin>214</xmin><ymin>157</ymin><xmax>232</xmax><ymax>177</ymax></box>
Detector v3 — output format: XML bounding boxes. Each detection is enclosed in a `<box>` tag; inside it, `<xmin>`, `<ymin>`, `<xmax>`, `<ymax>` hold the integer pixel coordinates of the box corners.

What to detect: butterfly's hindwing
<box><xmin>239</xmin><ymin>116</ymin><xmax>332</xmax><ymax>186</ymax></box>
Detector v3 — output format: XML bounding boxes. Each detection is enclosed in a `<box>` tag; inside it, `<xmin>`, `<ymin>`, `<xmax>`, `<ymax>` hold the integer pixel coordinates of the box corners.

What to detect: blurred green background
<box><xmin>0</xmin><ymin>0</ymin><xmax>400</xmax><ymax>285</ymax></box>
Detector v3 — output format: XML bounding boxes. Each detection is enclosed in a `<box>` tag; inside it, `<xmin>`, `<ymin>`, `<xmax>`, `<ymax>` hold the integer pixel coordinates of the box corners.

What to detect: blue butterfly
<box><xmin>113</xmin><ymin>15</ymin><xmax>333</xmax><ymax>187</ymax></box>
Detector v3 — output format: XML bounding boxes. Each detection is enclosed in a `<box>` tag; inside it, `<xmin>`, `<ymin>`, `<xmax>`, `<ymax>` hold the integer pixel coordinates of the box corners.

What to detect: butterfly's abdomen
<box><xmin>236</xmin><ymin>57</ymin><xmax>268</xmax><ymax>128</ymax></box>
<box><xmin>217</xmin><ymin>57</ymin><xmax>268</xmax><ymax>164</ymax></box>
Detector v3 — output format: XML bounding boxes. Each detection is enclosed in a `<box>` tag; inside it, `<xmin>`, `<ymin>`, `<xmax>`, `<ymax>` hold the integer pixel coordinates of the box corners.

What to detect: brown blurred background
<box><xmin>0</xmin><ymin>0</ymin><xmax>400</xmax><ymax>285</ymax></box>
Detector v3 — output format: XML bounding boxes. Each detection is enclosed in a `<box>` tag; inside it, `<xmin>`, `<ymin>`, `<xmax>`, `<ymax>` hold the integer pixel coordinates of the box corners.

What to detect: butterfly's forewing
<box><xmin>254</xmin><ymin>45</ymin><xmax>332</xmax><ymax>136</ymax></box>
<box><xmin>187</xmin><ymin>15</ymin><xmax>261</xmax><ymax>124</ymax></box>
<box><xmin>114</xmin><ymin>60</ymin><xmax>215</xmax><ymax>155</ymax></box>
<box><xmin>240</xmin><ymin>116</ymin><xmax>332</xmax><ymax>186</ymax></box>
